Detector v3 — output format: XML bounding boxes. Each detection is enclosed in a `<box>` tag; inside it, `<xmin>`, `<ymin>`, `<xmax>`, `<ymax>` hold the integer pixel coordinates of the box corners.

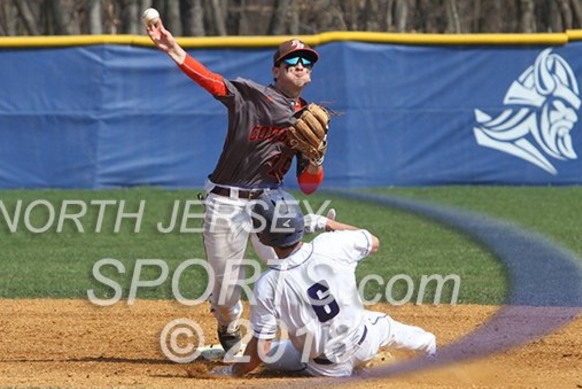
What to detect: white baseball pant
<box><xmin>262</xmin><ymin>310</ymin><xmax>437</xmax><ymax>377</ymax></box>
<box><xmin>202</xmin><ymin>188</ymin><xmax>276</xmax><ymax>333</ymax></box>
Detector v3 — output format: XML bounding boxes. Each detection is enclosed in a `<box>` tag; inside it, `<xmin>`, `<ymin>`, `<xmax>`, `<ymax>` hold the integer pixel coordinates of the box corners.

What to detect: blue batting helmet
<box><xmin>251</xmin><ymin>189</ymin><xmax>304</xmax><ymax>247</ymax></box>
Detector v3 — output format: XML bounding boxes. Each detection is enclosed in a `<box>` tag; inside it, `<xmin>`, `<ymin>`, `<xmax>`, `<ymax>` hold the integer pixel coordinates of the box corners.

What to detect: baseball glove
<box><xmin>287</xmin><ymin>104</ymin><xmax>331</xmax><ymax>166</ymax></box>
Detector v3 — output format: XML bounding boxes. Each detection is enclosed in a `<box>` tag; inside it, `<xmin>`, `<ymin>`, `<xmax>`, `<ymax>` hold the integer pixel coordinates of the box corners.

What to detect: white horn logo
<box><xmin>473</xmin><ymin>49</ymin><xmax>580</xmax><ymax>175</ymax></box>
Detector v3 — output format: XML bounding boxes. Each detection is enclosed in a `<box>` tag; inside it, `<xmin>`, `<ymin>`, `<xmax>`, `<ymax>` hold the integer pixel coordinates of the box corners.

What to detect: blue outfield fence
<box><xmin>1</xmin><ymin>37</ymin><xmax>582</xmax><ymax>189</ymax></box>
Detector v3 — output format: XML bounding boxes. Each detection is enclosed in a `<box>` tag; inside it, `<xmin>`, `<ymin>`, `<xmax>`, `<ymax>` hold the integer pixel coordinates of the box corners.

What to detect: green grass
<box><xmin>369</xmin><ymin>186</ymin><xmax>582</xmax><ymax>260</ymax></box>
<box><xmin>1</xmin><ymin>186</ymin><xmax>580</xmax><ymax>305</ymax></box>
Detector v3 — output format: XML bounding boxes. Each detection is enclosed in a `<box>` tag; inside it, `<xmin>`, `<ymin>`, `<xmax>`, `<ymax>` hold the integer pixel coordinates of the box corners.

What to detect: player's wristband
<box><xmin>298</xmin><ymin>168</ymin><xmax>323</xmax><ymax>195</ymax></box>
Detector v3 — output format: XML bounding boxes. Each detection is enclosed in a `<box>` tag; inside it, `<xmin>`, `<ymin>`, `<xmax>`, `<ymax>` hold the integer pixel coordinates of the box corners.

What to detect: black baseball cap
<box><xmin>273</xmin><ymin>39</ymin><xmax>319</xmax><ymax>66</ymax></box>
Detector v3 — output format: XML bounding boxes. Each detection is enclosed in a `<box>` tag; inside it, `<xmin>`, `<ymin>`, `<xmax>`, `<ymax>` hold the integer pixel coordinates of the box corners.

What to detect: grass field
<box><xmin>1</xmin><ymin>186</ymin><xmax>581</xmax><ymax>305</ymax></box>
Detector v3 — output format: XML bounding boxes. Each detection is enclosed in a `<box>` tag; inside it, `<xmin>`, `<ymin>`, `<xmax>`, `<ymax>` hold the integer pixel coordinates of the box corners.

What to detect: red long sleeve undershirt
<box><xmin>178</xmin><ymin>54</ymin><xmax>228</xmax><ymax>96</ymax></box>
<box><xmin>178</xmin><ymin>54</ymin><xmax>323</xmax><ymax>194</ymax></box>
<box><xmin>298</xmin><ymin>167</ymin><xmax>323</xmax><ymax>195</ymax></box>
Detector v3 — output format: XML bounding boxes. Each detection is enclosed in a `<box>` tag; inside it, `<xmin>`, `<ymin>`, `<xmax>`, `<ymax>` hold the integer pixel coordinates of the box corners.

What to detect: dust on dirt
<box><xmin>0</xmin><ymin>299</ymin><xmax>580</xmax><ymax>389</ymax></box>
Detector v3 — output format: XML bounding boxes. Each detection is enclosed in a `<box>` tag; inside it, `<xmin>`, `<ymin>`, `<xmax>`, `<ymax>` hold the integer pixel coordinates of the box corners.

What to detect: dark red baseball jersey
<box><xmin>210</xmin><ymin>78</ymin><xmax>308</xmax><ymax>189</ymax></box>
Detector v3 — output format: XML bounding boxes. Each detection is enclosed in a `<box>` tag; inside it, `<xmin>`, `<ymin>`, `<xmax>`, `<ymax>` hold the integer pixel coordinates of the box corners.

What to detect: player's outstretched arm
<box><xmin>146</xmin><ymin>19</ymin><xmax>186</xmax><ymax>65</ymax></box>
<box><xmin>211</xmin><ymin>337</ymin><xmax>272</xmax><ymax>378</ymax></box>
<box><xmin>145</xmin><ymin>18</ymin><xmax>227</xmax><ymax>96</ymax></box>
<box><xmin>326</xmin><ymin>219</ymin><xmax>380</xmax><ymax>253</ymax></box>
<box><xmin>304</xmin><ymin>209</ymin><xmax>380</xmax><ymax>252</ymax></box>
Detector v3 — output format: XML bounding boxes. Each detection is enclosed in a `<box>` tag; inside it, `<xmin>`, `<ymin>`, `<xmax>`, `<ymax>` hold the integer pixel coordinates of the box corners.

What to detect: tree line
<box><xmin>1</xmin><ymin>0</ymin><xmax>582</xmax><ymax>36</ymax></box>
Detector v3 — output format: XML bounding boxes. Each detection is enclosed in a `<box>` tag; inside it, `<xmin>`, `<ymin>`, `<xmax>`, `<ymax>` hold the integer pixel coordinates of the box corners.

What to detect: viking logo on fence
<box><xmin>473</xmin><ymin>49</ymin><xmax>581</xmax><ymax>175</ymax></box>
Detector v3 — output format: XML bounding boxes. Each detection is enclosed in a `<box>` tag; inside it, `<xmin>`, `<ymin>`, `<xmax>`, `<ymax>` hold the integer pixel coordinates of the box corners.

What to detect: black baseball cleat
<box><xmin>217</xmin><ymin>327</ymin><xmax>242</xmax><ymax>353</ymax></box>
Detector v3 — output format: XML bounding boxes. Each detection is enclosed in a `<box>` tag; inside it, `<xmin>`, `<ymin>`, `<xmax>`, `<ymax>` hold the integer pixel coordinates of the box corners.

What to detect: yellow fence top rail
<box><xmin>1</xmin><ymin>30</ymin><xmax>581</xmax><ymax>48</ymax></box>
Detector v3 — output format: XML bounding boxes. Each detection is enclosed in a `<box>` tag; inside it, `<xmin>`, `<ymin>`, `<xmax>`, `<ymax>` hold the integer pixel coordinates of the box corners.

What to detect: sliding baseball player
<box><xmin>213</xmin><ymin>189</ymin><xmax>436</xmax><ymax>377</ymax></box>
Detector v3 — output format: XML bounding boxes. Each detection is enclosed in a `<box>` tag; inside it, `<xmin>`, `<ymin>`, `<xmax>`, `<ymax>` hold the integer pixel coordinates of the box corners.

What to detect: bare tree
<box><xmin>471</xmin><ymin>0</ymin><xmax>481</xmax><ymax>32</ymax></box>
<box><xmin>557</xmin><ymin>0</ymin><xmax>573</xmax><ymax>29</ymax></box>
<box><xmin>547</xmin><ymin>0</ymin><xmax>564</xmax><ymax>32</ymax></box>
<box><xmin>117</xmin><ymin>0</ymin><xmax>136</xmax><ymax>34</ymax></box>
<box><xmin>479</xmin><ymin>0</ymin><xmax>503</xmax><ymax>32</ymax></box>
<box><xmin>365</xmin><ymin>0</ymin><xmax>381</xmax><ymax>31</ymax></box>
<box><xmin>224</xmin><ymin>0</ymin><xmax>240</xmax><ymax>35</ymax></box>
<box><xmin>167</xmin><ymin>0</ymin><xmax>182</xmax><ymax>35</ymax></box>
<box><xmin>268</xmin><ymin>0</ymin><xmax>291</xmax><ymax>35</ymax></box>
<box><xmin>569</xmin><ymin>0</ymin><xmax>582</xmax><ymax>27</ymax></box>
<box><xmin>394</xmin><ymin>0</ymin><xmax>408</xmax><ymax>32</ymax></box>
<box><xmin>383</xmin><ymin>0</ymin><xmax>395</xmax><ymax>31</ymax></box>
<box><xmin>520</xmin><ymin>0</ymin><xmax>535</xmax><ymax>33</ymax></box>
<box><xmin>181</xmin><ymin>0</ymin><xmax>205</xmax><ymax>36</ymax></box>
<box><xmin>14</xmin><ymin>0</ymin><xmax>39</xmax><ymax>35</ymax></box>
<box><xmin>210</xmin><ymin>0</ymin><xmax>227</xmax><ymax>36</ymax></box>
<box><xmin>49</xmin><ymin>0</ymin><xmax>67</xmax><ymax>35</ymax></box>
<box><xmin>340</xmin><ymin>0</ymin><xmax>360</xmax><ymax>31</ymax></box>
<box><xmin>328</xmin><ymin>0</ymin><xmax>347</xmax><ymax>31</ymax></box>
<box><xmin>446</xmin><ymin>0</ymin><xmax>461</xmax><ymax>33</ymax></box>
<box><xmin>102</xmin><ymin>0</ymin><xmax>119</xmax><ymax>34</ymax></box>
<box><xmin>415</xmin><ymin>0</ymin><xmax>441</xmax><ymax>33</ymax></box>
<box><xmin>0</xmin><ymin>6</ymin><xmax>5</xmax><ymax>35</ymax></box>
<box><xmin>454</xmin><ymin>0</ymin><xmax>474</xmax><ymax>33</ymax></box>
<box><xmin>0</xmin><ymin>0</ymin><xmax>18</xmax><ymax>35</ymax></box>
<box><xmin>288</xmin><ymin>0</ymin><xmax>300</xmax><ymax>34</ymax></box>
<box><xmin>86</xmin><ymin>0</ymin><xmax>103</xmax><ymax>34</ymax></box>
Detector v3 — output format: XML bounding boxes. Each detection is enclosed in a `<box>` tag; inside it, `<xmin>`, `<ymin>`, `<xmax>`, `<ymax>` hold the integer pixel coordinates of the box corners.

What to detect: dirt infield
<box><xmin>0</xmin><ymin>299</ymin><xmax>580</xmax><ymax>389</ymax></box>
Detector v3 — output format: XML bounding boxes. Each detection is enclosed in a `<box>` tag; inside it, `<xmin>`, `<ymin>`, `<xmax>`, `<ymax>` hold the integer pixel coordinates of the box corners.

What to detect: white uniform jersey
<box><xmin>250</xmin><ymin>229</ymin><xmax>374</xmax><ymax>363</ymax></box>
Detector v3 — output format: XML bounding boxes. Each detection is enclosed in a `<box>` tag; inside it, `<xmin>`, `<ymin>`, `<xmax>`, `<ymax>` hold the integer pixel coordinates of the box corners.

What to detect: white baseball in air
<box><xmin>141</xmin><ymin>8</ymin><xmax>160</xmax><ymax>27</ymax></box>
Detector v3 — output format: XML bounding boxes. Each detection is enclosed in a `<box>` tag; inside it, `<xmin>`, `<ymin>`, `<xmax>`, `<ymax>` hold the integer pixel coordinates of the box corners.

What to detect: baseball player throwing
<box><xmin>145</xmin><ymin>17</ymin><xmax>328</xmax><ymax>353</ymax></box>
<box><xmin>213</xmin><ymin>189</ymin><xmax>436</xmax><ymax>377</ymax></box>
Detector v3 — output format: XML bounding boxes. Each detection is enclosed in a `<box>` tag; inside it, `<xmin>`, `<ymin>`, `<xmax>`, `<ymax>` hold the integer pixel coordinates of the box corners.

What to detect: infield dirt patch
<box><xmin>0</xmin><ymin>299</ymin><xmax>580</xmax><ymax>388</ymax></box>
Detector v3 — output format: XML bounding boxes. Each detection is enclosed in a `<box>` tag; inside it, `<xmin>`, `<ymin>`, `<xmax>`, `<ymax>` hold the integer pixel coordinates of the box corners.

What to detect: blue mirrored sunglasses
<box><xmin>283</xmin><ymin>56</ymin><xmax>313</xmax><ymax>67</ymax></box>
